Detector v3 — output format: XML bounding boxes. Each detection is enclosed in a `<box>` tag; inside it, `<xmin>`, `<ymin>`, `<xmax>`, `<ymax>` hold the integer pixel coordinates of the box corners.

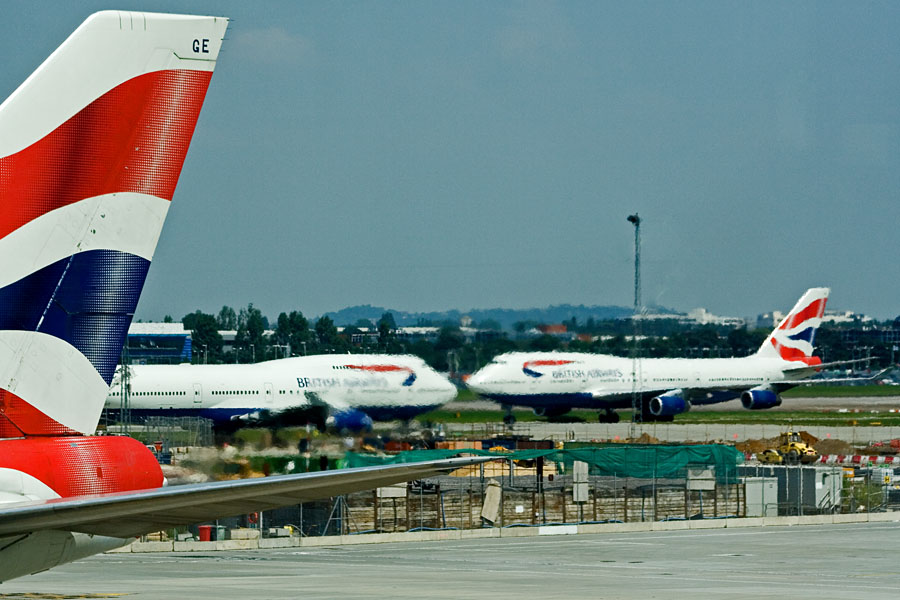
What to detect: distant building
<box><xmin>636</xmin><ymin>308</ymin><xmax>744</xmax><ymax>327</ymax></box>
<box><xmin>822</xmin><ymin>310</ymin><xmax>873</xmax><ymax>324</ymax></box>
<box><xmin>756</xmin><ymin>311</ymin><xmax>784</xmax><ymax>329</ymax></box>
<box><xmin>757</xmin><ymin>309</ymin><xmax>872</xmax><ymax>329</ymax></box>
<box><xmin>537</xmin><ymin>324</ymin><xmax>568</xmax><ymax>335</ymax></box>
<box><xmin>126</xmin><ymin>323</ymin><xmax>191</xmax><ymax>364</ymax></box>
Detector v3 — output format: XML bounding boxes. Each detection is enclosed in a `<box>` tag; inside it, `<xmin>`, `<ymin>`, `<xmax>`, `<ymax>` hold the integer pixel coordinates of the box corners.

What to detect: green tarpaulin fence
<box><xmin>345</xmin><ymin>445</ymin><xmax>743</xmax><ymax>482</ymax></box>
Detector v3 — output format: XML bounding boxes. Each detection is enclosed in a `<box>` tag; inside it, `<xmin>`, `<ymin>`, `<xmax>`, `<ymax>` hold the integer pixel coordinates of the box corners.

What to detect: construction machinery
<box><xmin>756</xmin><ymin>429</ymin><xmax>819</xmax><ymax>465</ymax></box>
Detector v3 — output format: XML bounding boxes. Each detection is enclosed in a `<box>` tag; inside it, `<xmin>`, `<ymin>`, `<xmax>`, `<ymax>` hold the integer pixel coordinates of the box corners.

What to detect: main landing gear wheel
<box><xmin>502</xmin><ymin>406</ymin><xmax>516</xmax><ymax>426</ymax></box>
<box><xmin>599</xmin><ymin>410</ymin><xmax>620</xmax><ymax>423</ymax></box>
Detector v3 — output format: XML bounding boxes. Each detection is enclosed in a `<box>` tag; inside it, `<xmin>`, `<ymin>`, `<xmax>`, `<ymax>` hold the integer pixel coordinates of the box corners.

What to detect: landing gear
<box><xmin>502</xmin><ymin>405</ymin><xmax>516</xmax><ymax>426</ymax></box>
<box><xmin>598</xmin><ymin>410</ymin><xmax>620</xmax><ymax>423</ymax></box>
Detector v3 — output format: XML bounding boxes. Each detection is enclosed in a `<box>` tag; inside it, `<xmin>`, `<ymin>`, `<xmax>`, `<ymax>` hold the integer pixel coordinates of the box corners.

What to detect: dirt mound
<box><xmin>736</xmin><ymin>439</ymin><xmax>770</xmax><ymax>454</ymax></box>
<box><xmin>814</xmin><ymin>438</ymin><xmax>855</xmax><ymax>455</ymax></box>
<box><xmin>797</xmin><ymin>431</ymin><xmax>819</xmax><ymax>445</ymax></box>
<box><xmin>630</xmin><ymin>432</ymin><xmax>661</xmax><ymax>444</ymax></box>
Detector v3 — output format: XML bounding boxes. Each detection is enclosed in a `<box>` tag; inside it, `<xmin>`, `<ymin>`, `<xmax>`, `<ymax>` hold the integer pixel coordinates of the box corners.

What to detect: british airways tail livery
<box><xmin>468</xmin><ymin>288</ymin><xmax>866</xmax><ymax>424</ymax></box>
<box><xmin>755</xmin><ymin>287</ymin><xmax>828</xmax><ymax>366</ymax></box>
<box><xmin>0</xmin><ymin>11</ymin><xmax>227</xmax><ymax>438</ymax></box>
<box><xmin>0</xmin><ymin>12</ymin><xmax>485</xmax><ymax>583</ymax></box>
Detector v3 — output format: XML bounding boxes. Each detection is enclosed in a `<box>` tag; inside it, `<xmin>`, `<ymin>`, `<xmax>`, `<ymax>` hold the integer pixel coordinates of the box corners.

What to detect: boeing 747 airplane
<box><xmin>104</xmin><ymin>354</ymin><xmax>457</xmax><ymax>430</ymax></box>
<box><xmin>468</xmin><ymin>288</ymin><xmax>865</xmax><ymax>423</ymax></box>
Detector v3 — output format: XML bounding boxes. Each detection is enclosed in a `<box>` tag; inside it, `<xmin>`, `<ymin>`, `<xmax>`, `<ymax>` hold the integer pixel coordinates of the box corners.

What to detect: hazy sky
<box><xmin>3</xmin><ymin>1</ymin><xmax>899</xmax><ymax>321</ymax></box>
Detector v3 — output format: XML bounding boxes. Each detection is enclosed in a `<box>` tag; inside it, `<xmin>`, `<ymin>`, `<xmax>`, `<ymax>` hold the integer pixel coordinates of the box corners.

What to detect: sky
<box><xmin>2</xmin><ymin>1</ymin><xmax>899</xmax><ymax>322</ymax></box>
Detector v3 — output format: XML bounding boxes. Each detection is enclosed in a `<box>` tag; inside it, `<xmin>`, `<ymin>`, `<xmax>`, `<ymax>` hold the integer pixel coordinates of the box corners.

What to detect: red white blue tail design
<box><xmin>756</xmin><ymin>287</ymin><xmax>829</xmax><ymax>366</ymax></box>
<box><xmin>0</xmin><ymin>11</ymin><xmax>228</xmax><ymax>437</ymax></box>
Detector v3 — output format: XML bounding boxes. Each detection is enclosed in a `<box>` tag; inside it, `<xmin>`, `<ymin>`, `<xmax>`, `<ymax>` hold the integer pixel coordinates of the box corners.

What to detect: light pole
<box><xmin>627</xmin><ymin>213</ymin><xmax>641</xmax><ymax>436</ymax></box>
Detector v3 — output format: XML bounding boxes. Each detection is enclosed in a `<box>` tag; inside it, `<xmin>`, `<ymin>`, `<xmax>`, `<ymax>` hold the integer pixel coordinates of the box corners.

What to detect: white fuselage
<box><xmin>105</xmin><ymin>354</ymin><xmax>456</xmax><ymax>423</ymax></box>
<box><xmin>467</xmin><ymin>351</ymin><xmax>798</xmax><ymax>410</ymax></box>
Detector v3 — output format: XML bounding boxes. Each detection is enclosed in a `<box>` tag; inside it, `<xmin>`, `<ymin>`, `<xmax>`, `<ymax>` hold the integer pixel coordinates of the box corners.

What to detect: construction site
<box><xmin>131</xmin><ymin>412</ymin><xmax>900</xmax><ymax>545</ymax></box>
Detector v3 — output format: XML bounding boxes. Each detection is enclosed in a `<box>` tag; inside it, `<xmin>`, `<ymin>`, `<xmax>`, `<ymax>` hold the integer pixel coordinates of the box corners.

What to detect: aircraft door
<box><xmin>193</xmin><ymin>383</ymin><xmax>202</xmax><ymax>406</ymax></box>
<box><xmin>264</xmin><ymin>382</ymin><xmax>274</xmax><ymax>406</ymax></box>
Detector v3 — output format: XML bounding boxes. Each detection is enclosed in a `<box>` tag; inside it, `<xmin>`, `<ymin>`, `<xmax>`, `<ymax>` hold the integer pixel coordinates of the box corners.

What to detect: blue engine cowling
<box><xmin>740</xmin><ymin>388</ymin><xmax>782</xmax><ymax>410</ymax></box>
<box><xmin>327</xmin><ymin>409</ymin><xmax>374</xmax><ymax>432</ymax></box>
<box><xmin>649</xmin><ymin>393</ymin><xmax>691</xmax><ymax>417</ymax></box>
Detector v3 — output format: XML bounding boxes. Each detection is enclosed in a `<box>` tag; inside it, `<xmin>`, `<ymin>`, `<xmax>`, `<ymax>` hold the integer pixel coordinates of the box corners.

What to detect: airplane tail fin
<box><xmin>755</xmin><ymin>288</ymin><xmax>830</xmax><ymax>365</ymax></box>
<box><xmin>0</xmin><ymin>11</ymin><xmax>228</xmax><ymax>437</ymax></box>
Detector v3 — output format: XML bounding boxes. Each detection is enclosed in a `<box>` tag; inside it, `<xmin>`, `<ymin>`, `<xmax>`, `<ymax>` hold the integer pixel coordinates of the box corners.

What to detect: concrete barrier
<box><xmin>228</xmin><ymin>528</ymin><xmax>260</xmax><ymax>540</ymax></box>
<box><xmin>129</xmin><ymin>541</ymin><xmax>174</xmax><ymax>552</ymax></box>
<box><xmin>460</xmin><ymin>528</ymin><xmax>499</xmax><ymax>539</ymax></box>
<box><xmin>867</xmin><ymin>512</ymin><xmax>900</xmax><ymax>523</ymax></box>
<box><xmin>833</xmin><ymin>513</ymin><xmax>868</xmax><ymax>524</ymax></box>
<box><xmin>537</xmin><ymin>525</ymin><xmax>578</xmax><ymax>536</ymax></box>
<box><xmin>725</xmin><ymin>517</ymin><xmax>765</xmax><ymax>528</ymax></box>
<box><xmin>116</xmin><ymin>511</ymin><xmax>900</xmax><ymax>554</ymax></box>
<box><xmin>688</xmin><ymin>519</ymin><xmax>726</xmax><ymax>530</ymax></box>
<box><xmin>651</xmin><ymin>521</ymin><xmax>690</xmax><ymax>532</ymax></box>
<box><xmin>500</xmin><ymin>527</ymin><xmax>538</xmax><ymax>538</ymax></box>
<box><xmin>173</xmin><ymin>541</ymin><xmax>217</xmax><ymax>552</ymax></box>
<box><xmin>216</xmin><ymin>539</ymin><xmax>258</xmax><ymax>551</ymax></box>
<box><xmin>259</xmin><ymin>537</ymin><xmax>298</xmax><ymax>549</ymax></box>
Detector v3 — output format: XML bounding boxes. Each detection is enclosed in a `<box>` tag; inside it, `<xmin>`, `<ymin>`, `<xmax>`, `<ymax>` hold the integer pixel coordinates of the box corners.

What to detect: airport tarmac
<box><xmin>4</xmin><ymin>522</ymin><xmax>899</xmax><ymax>599</ymax></box>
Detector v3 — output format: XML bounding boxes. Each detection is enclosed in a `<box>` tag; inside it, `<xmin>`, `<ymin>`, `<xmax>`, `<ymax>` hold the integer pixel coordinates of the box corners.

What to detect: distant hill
<box><xmin>320</xmin><ymin>304</ymin><xmax>678</xmax><ymax>330</ymax></box>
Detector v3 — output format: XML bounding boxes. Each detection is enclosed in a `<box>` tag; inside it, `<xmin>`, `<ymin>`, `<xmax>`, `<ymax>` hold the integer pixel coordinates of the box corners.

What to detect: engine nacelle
<box><xmin>327</xmin><ymin>409</ymin><xmax>374</xmax><ymax>432</ymax></box>
<box><xmin>740</xmin><ymin>387</ymin><xmax>782</xmax><ymax>410</ymax></box>
<box><xmin>648</xmin><ymin>392</ymin><xmax>691</xmax><ymax>417</ymax></box>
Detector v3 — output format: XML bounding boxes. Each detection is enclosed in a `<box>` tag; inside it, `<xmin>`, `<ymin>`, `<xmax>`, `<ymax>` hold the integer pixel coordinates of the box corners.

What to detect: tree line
<box><xmin>176</xmin><ymin>305</ymin><xmax>898</xmax><ymax>374</ymax></box>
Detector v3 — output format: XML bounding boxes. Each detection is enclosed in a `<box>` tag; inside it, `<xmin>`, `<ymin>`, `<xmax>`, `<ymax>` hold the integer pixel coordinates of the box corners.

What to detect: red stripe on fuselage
<box><xmin>0</xmin><ymin>436</ymin><xmax>163</xmax><ymax>497</ymax></box>
<box><xmin>779</xmin><ymin>298</ymin><xmax>826</xmax><ymax>331</ymax></box>
<box><xmin>0</xmin><ymin>69</ymin><xmax>212</xmax><ymax>241</ymax></box>
<box><xmin>346</xmin><ymin>365</ymin><xmax>413</xmax><ymax>373</ymax></box>
<box><xmin>524</xmin><ymin>360</ymin><xmax>574</xmax><ymax>368</ymax></box>
<box><xmin>0</xmin><ymin>389</ymin><xmax>79</xmax><ymax>436</ymax></box>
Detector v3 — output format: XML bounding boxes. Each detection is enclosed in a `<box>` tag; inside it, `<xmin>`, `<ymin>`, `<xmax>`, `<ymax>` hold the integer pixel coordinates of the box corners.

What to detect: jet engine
<box><xmin>740</xmin><ymin>386</ymin><xmax>782</xmax><ymax>410</ymax></box>
<box><xmin>648</xmin><ymin>391</ymin><xmax>691</xmax><ymax>417</ymax></box>
<box><xmin>327</xmin><ymin>409</ymin><xmax>374</xmax><ymax>432</ymax></box>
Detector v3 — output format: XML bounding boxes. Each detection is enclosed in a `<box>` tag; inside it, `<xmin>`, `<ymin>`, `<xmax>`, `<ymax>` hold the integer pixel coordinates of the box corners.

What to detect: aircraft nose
<box><xmin>466</xmin><ymin>369</ymin><xmax>487</xmax><ymax>393</ymax></box>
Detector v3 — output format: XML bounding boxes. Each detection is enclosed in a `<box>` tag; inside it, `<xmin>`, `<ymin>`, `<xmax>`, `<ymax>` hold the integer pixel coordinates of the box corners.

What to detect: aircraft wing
<box><xmin>0</xmin><ymin>457</ymin><xmax>485</xmax><ymax>539</ymax></box>
<box><xmin>770</xmin><ymin>368</ymin><xmax>892</xmax><ymax>389</ymax></box>
<box><xmin>781</xmin><ymin>358</ymin><xmax>878</xmax><ymax>377</ymax></box>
